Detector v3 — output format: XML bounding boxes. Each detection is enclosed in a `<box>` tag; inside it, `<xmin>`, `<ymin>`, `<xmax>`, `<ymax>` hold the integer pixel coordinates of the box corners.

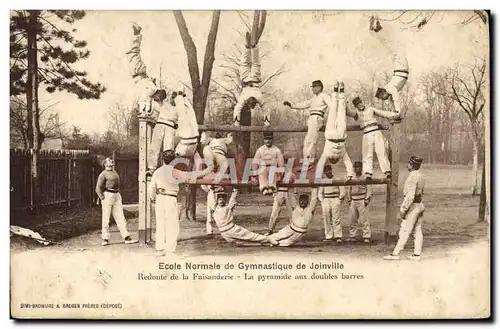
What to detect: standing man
<box><xmin>253</xmin><ymin>132</ymin><xmax>285</xmax><ymax>195</ymax></box>
<box><xmin>266</xmin><ymin>186</ymin><xmax>295</xmax><ymax>236</ymax></box>
<box><xmin>318</xmin><ymin>165</ymin><xmax>345</xmax><ymax>243</ymax></box>
<box><xmin>96</xmin><ymin>158</ymin><xmax>138</xmax><ymax>246</ymax></box>
<box><xmin>351</xmin><ymin>96</ymin><xmax>399</xmax><ymax>180</ymax></box>
<box><xmin>346</xmin><ymin>162</ymin><xmax>372</xmax><ymax>244</ymax></box>
<box><xmin>149</xmin><ymin>150</ymin><xmax>207</xmax><ymax>257</ymax></box>
<box><xmin>283</xmin><ymin>80</ymin><xmax>331</xmax><ymax>162</ymax></box>
<box><xmin>200</xmin><ymin>184</ymin><xmax>225</xmax><ymax>235</ymax></box>
<box><xmin>315</xmin><ymin>81</ymin><xmax>356</xmax><ymax>181</ymax></box>
<box><xmin>268</xmin><ymin>189</ymin><xmax>319</xmax><ymax>247</ymax></box>
<box><xmin>384</xmin><ymin>156</ymin><xmax>425</xmax><ymax>261</ymax></box>
<box><xmin>211</xmin><ymin>189</ymin><xmax>278</xmax><ymax>246</ymax></box>
<box><xmin>233</xmin><ymin>33</ymin><xmax>271</xmax><ymax>127</ymax></box>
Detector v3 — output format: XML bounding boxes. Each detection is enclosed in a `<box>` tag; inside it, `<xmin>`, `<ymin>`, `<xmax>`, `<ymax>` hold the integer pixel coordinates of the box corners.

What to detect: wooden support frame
<box><xmin>138</xmin><ymin>117</ymin><xmax>154</xmax><ymax>246</ymax></box>
<box><xmin>191</xmin><ymin>178</ymin><xmax>390</xmax><ymax>187</ymax></box>
<box><xmin>199</xmin><ymin>123</ymin><xmax>390</xmax><ymax>133</ymax></box>
<box><xmin>385</xmin><ymin>121</ymin><xmax>401</xmax><ymax>245</ymax></box>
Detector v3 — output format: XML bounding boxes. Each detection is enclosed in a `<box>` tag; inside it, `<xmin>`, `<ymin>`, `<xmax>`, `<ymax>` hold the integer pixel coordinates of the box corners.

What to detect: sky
<box><xmin>35</xmin><ymin>10</ymin><xmax>490</xmax><ymax>135</ymax></box>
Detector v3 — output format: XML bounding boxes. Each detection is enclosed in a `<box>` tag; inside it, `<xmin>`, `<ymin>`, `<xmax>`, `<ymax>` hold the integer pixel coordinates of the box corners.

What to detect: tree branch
<box><xmin>173</xmin><ymin>11</ymin><xmax>201</xmax><ymax>93</ymax></box>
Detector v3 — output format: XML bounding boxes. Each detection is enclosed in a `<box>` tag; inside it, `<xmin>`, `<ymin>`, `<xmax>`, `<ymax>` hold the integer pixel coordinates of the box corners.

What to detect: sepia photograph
<box><xmin>9</xmin><ymin>9</ymin><xmax>491</xmax><ymax>319</ymax></box>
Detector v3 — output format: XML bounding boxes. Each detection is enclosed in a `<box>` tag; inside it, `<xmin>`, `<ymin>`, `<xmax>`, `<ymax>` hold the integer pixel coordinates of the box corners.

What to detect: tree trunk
<box><xmin>27</xmin><ymin>10</ymin><xmax>41</xmax><ymax>208</ymax></box>
<box><xmin>470</xmin><ymin>119</ymin><xmax>480</xmax><ymax>196</ymax></box>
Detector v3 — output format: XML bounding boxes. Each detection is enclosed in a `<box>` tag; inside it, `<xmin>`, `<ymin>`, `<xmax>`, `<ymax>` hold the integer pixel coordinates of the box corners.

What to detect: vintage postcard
<box><xmin>9</xmin><ymin>10</ymin><xmax>490</xmax><ymax>319</ymax></box>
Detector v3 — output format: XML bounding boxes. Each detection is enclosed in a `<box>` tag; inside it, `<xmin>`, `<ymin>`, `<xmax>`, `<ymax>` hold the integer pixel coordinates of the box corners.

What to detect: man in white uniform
<box><xmin>268</xmin><ymin>189</ymin><xmax>319</xmax><ymax>247</ymax></box>
<box><xmin>252</xmin><ymin>132</ymin><xmax>285</xmax><ymax>195</ymax></box>
<box><xmin>370</xmin><ymin>19</ymin><xmax>410</xmax><ymax>118</ymax></box>
<box><xmin>211</xmin><ymin>189</ymin><xmax>278</xmax><ymax>246</ymax></box>
<box><xmin>351</xmin><ymin>96</ymin><xmax>399</xmax><ymax>180</ymax></box>
<box><xmin>149</xmin><ymin>150</ymin><xmax>207</xmax><ymax>257</ymax></box>
<box><xmin>233</xmin><ymin>33</ymin><xmax>271</xmax><ymax>127</ymax></box>
<box><xmin>148</xmin><ymin>89</ymin><xmax>178</xmax><ymax>173</ymax></box>
<box><xmin>318</xmin><ymin>165</ymin><xmax>345</xmax><ymax>243</ymax></box>
<box><xmin>126</xmin><ymin>23</ymin><xmax>158</xmax><ymax>118</ymax></box>
<box><xmin>384</xmin><ymin>156</ymin><xmax>425</xmax><ymax>261</ymax></box>
<box><xmin>201</xmin><ymin>132</ymin><xmax>234</xmax><ymax>174</ymax></box>
<box><xmin>96</xmin><ymin>158</ymin><xmax>138</xmax><ymax>246</ymax></box>
<box><xmin>315</xmin><ymin>81</ymin><xmax>356</xmax><ymax>181</ymax></box>
<box><xmin>346</xmin><ymin>162</ymin><xmax>373</xmax><ymax>244</ymax></box>
<box><xmin>283</xmin><ymin>80</ymin><xmax>330</xmax><ymax>162</ymax></box>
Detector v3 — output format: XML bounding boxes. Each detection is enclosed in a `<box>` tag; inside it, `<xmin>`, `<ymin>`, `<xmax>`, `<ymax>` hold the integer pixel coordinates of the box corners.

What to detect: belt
<box><xmin>310</xmin><ymin>112</ymin><xmax>325</xmax><ymax>118</ymax></box>
<box><xmin>180</xmin><ymin>136</ymin><xmax>198</xmax><ymax>146</ymax></box>
<box><xmin>413</xmin><ymin>194</ymin><xmax>423</xmax><ymax>203</ymax></box>
<box><xmin>156</xmin><ymin>121</ymin><xmax>178</xmax><ymax>130</ymax></box>
<box><xmin>327</xmin><ymin>139</ymin><xmax>345</xmax><ymax>143</ymax></box>
<box><xmin>324</xmin><ymin>193</ymin><xmax>339</xmax><ymax>198</ymax></box>
<box><xmin>351</xmin><ymin>193</ymin><xmax>366</xmax><ymax>201</ymax></box>
<box><xmin>105</xmin><ymin>189</ymin><xmax>119</xmax><ymax>194</ymax></box>
<box><xmin>211</xmin><ymin>146</ymin><xmax>227</xmax><ymax>156</ymax></box>
<box><xmin>156</xmin><ymin>188</ymin><xmax>177</xmax><ymax>197</ymax></box>
<box><xmin>362</xmin><ymin>122</ymin><xmax>381</xmax><ymax>134</ymax></box>
<box><xmin>289</xmin><ymin>223</ymin><xmax>307</xmax><ymax>234</ymax></box>
<box><xmin>219</xmin><ymin>222</ymin><xmax>236</xmax><ymax>233</ymax></box>
<box><xmin>393</xmin><ymin>70</ymin><xmax>409</xmax><ymax>79</ymax></box>
<box><xmin>277</xmin><ymin>188</ymin><xmax>288</xmax><ymax>192</ymax></box>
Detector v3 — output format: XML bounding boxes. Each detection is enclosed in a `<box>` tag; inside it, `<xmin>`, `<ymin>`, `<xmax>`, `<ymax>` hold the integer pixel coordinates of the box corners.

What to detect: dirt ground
<box><xmin>10</xmin><ymin>164</ymin><xmax>490</xmax><ymax>319</ymax></box>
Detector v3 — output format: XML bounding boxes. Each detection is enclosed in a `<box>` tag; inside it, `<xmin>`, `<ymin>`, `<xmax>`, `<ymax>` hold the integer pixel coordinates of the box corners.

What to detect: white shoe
<box><xmin>125</xmin><ymin>237</ymin><xmax>139</xmax><ymax>244</ymax></box>
<box><xmin>383</xmin><ymin>254</ymin><xmax>400</xmax><ymax>260</ymax></box>
<box><xmin>407</xmin><ymin>254</ymin><xmax>421</xmax><ymax>261</ymax></box>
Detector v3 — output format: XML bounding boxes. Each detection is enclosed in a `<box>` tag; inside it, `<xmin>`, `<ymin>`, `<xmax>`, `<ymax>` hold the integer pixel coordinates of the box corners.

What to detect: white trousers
<box><xmin>240</xmin><ymin>46</ymin><xmax>261</xmax><ymax>83</ymax></box>
<box><xmin>202</xmin><ymin>146</ymin><xmax>228</xmax><ymax>173</ymax></box>
<box><xmin>325</xmin><ymin>92</ymin><xmax>346</xmax><ymax>140</ymax></box>
<box><xmin>385</xmin><ymin>76</ymin><xmax>407</xmax><ymax>116</ymax></box>
<box><xmin>321</xmin><ymin>197</ymin><xmax>342</xmax><ymax>239</ymax></box>
<box><xmin>155</xmin><ymin>195</ymin><xmax>180</xmax><ymax>253</ymax></box>
<box><xmin>221</xmin><ymin>225</ymin><xmax>268</xmax><ymax>244</ymax></box>
<box><xmin>393</xmin><ymin>203</ymin><xmax>425</xmax><ymax>255</ymax></box>
<box><xmin>362</xmin><ymin>130</ymin><xmax>391</xmax><ymax>175</ymax></box>
<box><xmin>259</xmin><ymin>166</ymin><xmax>279</xmax><ymax>192</ymax></box>
<box><xmin>126</xmin><ymin>34</ymin><xmax>156</xmax><ymax>117</ymax></box>
<box><xmin>101</xmin><ymin>192</ymin><xmax>130</xmax><ymax>240</ymax></box>
<box><xmin>148</xmin><ymin>123</ymin><xmax>176</xmax><ymax>170</ymax></box>
<box><xmin>269</xmin><ymin>225</ymin><xmax>305</xmax><ymax>246</ymax></box>
<box><xmin>269</xmin><ymin>191</ymin><xmax>289</xmax><ymax>231</ymax></box>
<box><xmin>348</xmin><ymin>200</ymin><xmax>371</xmax><ymax>239</ymax></box>
<box><xmin>303</xmin><ymin>115</ymin><xmax>324</xmax><ymax>161</ymax></box>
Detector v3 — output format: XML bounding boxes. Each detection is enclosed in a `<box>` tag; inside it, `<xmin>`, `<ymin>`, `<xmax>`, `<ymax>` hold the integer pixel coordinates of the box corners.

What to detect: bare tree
<box><xmin>106</xmin><ymin>102</ymin><xmax>137</xmax><ymax>139</ymax></box>
<box><xmin>432</xmin><ymin>58</ymin><xmax>486</xmax><ymax>195</ymax></box>
<box><xmin>173</xmin><ymin>10</ymin><xmax>221</xmax><ymax>123</ymax></box>
<box><xmin>173</xmin><ymin>10</ymin><xmax>221</xmax><ymax>220</ymax></box>
<box><xmin>375</xmin><ymin>10</ymin><xmax>488</xmax><ymax>31</ymax></box>
<box><xmin>10</xmin><ymin>97</ymin><xmax>67</xmax><ymax>148</ymax></box>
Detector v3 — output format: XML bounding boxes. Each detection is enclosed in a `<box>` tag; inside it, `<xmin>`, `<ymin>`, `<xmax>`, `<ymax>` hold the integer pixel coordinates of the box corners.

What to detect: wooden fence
<box><xmin>10</xmin><ymin>149</ymin><xmax>96</xmax><ymax>211</ymax></box>
<box><xmin>10</xmin><ymin>149</ymin><xmax>141</xmax><ymax>213</ymax></box>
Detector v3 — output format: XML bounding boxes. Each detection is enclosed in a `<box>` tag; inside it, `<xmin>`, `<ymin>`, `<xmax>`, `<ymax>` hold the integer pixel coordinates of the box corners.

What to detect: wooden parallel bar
<box><xmin>189</xmin><ymin>178</ymin><xmax>390</xmax><ymax>187</ymax></box>
<box><xmin>199</xmin><ymin>123</ymin><xmax>391</xmax><ymax>133</ymax></box>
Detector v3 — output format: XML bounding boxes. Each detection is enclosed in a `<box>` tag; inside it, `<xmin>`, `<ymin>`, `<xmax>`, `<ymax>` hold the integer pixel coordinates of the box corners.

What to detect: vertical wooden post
<box><xmin>138</xmin><ymin>118</ymin><xmax>148</xmax><ymax>246</ymax></box>
<box><xmin>478</xmin><ymin>161</ymin><xmax>486</xmax><ymax>221</ymax></box>
<box><xmin>67</xmin><ymin>154</ymin><xmax>72</xmax><ymax>207</ymax></box>
<box><xmin>385</xmin><ymin>122</ymin><xmax>401</xmax><ymax>245</ymax></box>
<box><xmin>145</xmin><ymin>122</ymin><xmax>153</xmax><ymax>242</ymax></box>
